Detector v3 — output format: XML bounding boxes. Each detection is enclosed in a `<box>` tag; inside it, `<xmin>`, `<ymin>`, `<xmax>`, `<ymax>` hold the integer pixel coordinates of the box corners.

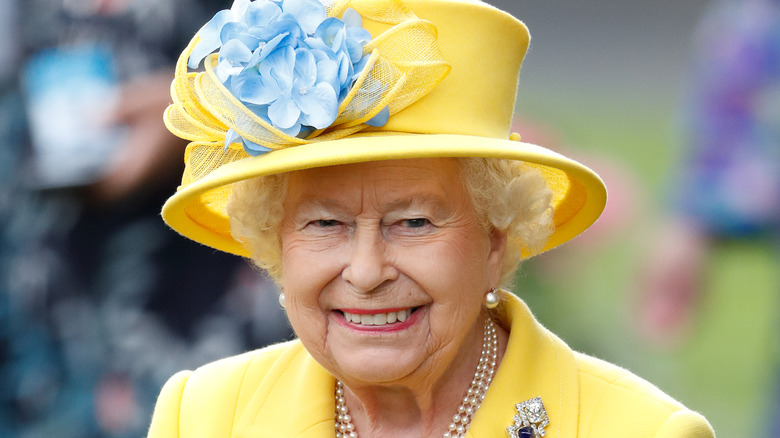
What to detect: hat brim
<box><xmin>162</xmin><ymin>133</ymin><xmax>607</xmax><ymax>258</ymax></box>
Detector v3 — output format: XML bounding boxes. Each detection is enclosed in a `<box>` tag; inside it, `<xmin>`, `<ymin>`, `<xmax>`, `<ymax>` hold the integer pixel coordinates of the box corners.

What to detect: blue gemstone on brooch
<box><xmin>506</xmin><ymin>396</ymin><xmax>548</xmax><ymax>438</ymax></box>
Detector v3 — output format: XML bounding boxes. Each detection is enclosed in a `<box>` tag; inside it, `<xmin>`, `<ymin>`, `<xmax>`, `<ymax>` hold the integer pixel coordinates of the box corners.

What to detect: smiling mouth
<box><xmin>340</xmin><ymin>308</ymin><xmax>417</xmax><ymax>326</ymax></box>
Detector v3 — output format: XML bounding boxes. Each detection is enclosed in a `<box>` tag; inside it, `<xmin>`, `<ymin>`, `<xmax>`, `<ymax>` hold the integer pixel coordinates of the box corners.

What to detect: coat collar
<box><xmin>236</xmin><ymin>344</ymin><xmax>336</xmax><ymax>438</ymax></box>
<box><xmin>237</xmin><ymin>291</ymin><xmax>579</xmax><ymax>438</ymax></box>
<box><xmin>467</xmin><ymin>290</ymin><xmax>579</xmax><ymax>438</ymax></box>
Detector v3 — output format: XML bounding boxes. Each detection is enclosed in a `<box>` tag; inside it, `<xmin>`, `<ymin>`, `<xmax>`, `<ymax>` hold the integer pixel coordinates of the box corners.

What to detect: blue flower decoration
<box><xmin>188</xmin><ymin>0</ymin><xmax>385</xmax><ymax>155</ymax></box>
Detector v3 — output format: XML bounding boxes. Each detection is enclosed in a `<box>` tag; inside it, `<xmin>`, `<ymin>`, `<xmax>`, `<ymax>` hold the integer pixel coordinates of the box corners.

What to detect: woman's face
<box><xmin>280</xmin><ymin>158</ymin><xmax>505</xmax><ymax>385</ymax></box>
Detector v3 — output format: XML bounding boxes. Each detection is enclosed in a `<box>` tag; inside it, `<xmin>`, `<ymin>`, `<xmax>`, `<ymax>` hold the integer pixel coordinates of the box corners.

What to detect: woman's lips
<box><xmin>334</xmin><ymin>307</ymin><xmax>421</xmax><ymax>330</ymax></box>
<box><xmin>342</xmin><ymin>309</ymin><xmax>411</xmax><ymax>326</ymax></box>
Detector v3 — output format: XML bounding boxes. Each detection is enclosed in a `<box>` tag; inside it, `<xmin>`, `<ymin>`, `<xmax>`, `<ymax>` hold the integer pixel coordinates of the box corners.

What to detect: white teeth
<box><xmin>343</xmin><ymin>309</ymin><xmax>412</xmax><ymax>326</ymax></box>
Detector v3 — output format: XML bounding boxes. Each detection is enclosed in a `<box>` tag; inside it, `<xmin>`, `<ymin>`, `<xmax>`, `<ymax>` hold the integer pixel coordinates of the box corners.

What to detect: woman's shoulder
<box><xmin>187</xmin><ymin>339</ymin><xmax>304</xmax><ymax>381</ymax></box>
<box><xmin>573</xmin><ymin>352</ymin><xmax>714</xmax><ymax>437</ymax></box>
<box><xmin>147</xmin><ymin>340</ymin><xmax>306</xmax><ymax>437</ymax></box>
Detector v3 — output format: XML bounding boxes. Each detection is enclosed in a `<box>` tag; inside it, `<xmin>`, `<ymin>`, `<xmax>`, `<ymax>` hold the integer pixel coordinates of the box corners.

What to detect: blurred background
<box><xmin>500</xmin><ymin>1</ymin><xmax>780</xmax><ymax>437</ymax></box>
<box><xmin>0</xmin><ymin>0</ymin><xmax>777</xmax><ymax>437</ymax></box>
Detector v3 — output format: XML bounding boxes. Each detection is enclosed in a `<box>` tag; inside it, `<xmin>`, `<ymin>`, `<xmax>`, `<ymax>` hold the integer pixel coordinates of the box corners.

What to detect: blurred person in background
<box><xmin>641</xmin><ymin>0</ymin><xmax>780</xmax><ymax>340</ymax></box>
<box><xmin>0</xmin><ymin>0</ymin><xmax>292</xmax><ymax>437</ymax></box>
<box><xmin>640</xmin><ymin>0</ymin><xmax>780</xmax><ymax>435</ymax></box>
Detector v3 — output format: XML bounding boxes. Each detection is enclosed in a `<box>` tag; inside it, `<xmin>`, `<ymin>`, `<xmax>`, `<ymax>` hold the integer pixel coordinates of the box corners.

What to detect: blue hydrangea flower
<box><xmin>188</xmin><ymin>0</ymin><xmax>386</xmax><ymax>155</ymax></box>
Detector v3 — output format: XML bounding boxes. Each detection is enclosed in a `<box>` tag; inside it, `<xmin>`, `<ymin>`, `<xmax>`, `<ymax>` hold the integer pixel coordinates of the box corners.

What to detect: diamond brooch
<box><xmin>505</xmin><ymin>397</ymin><xmax>549</xmax><ymax>438</ymax></box>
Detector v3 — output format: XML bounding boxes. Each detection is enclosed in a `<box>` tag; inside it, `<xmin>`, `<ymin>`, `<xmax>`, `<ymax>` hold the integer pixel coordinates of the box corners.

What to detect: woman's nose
<box><xmin>342</xmin><ymin>226</ymin><xmax>398</xmax><ymax>292</ymax></box>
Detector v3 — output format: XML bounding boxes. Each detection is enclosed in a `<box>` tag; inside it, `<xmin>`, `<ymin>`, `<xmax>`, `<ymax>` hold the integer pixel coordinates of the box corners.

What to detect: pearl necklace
<box><xmin>335</xmin><ymin>318</ymin><xmax>498</xmax><ymax>438</ymax></box>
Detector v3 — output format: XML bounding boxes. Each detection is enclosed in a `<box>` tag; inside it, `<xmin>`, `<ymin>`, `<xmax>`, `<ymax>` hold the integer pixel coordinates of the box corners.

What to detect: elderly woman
<box><xmin>148</xmin><ymin>0</ymin><xmax>715</xmax><ymax>437</ymax></box>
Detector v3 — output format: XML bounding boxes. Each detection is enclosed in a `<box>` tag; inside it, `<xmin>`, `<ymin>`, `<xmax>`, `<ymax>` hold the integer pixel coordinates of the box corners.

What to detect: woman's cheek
<box><xmin>283</xmin><ymin>236</ymin><xmax>346</xmax><ymax>290</ymax></box>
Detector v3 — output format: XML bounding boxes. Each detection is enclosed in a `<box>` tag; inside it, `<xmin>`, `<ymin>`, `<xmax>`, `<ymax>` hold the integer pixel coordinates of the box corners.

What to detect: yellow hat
<box><xmin>162</xmin><ymin>0</ymin><xmax>607</xmax><ymax>258</ymax></box>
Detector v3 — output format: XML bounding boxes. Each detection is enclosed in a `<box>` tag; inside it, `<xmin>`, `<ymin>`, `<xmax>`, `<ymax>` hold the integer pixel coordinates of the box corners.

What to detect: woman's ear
<box><xmin>487</xmin><ymin>228</ymin><xmax>507</xmax><ymax>283</ymax></box>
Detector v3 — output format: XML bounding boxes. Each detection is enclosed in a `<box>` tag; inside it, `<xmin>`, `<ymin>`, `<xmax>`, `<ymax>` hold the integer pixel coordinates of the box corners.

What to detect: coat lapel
<box><xmin>467</xmin><ymin>291</ymin><xmax>580</xmax><ymax>438</ymax></box>
<box><xmin>235</xmin><ymin>343</ymin><xmax>336</xmax><ymax>438</ymax></box>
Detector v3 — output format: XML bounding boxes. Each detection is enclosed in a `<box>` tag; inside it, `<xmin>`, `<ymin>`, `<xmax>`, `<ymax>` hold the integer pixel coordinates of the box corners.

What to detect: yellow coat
<box><xmin>147</xmin><ymin>294</ymin><xmax>715</xmax><ymax>437</ymax></box>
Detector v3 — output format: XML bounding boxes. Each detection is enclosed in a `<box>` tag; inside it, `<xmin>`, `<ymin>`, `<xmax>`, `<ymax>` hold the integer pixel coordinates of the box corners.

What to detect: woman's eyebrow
<box><xmin>292</xmin><ymin>198</ymin><xmax>347</xmax><ymax>215</ymax></box>
<box><xmin>383</xmin><ymin>194</ymin><xmax>448</xmax><ymax>214</ymax></box>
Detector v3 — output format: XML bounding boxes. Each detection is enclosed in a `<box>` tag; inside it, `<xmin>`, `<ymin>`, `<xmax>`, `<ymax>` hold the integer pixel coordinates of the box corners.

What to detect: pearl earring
<box><xmin>484</xmin><ymin>288</ymin><xmax>500</xmax><ymax>309</ymax></box>
<box><xmin>278</xmin><ymin>292</ymin><xmax>286</xmax><ymax>308</ymax></box>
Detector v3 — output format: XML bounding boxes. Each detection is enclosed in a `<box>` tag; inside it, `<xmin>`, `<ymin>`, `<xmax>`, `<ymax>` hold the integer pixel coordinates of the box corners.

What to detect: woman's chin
<box><xmin>332</xmin><ymin>349</ymin><xmax>422</xmax><ymax>385</ymax></box>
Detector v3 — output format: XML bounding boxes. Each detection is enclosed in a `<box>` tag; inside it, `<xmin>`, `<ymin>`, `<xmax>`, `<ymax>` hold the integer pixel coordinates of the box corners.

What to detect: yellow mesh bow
<box><xmin>164</xmin><ymin>0</ymin><xmax>451</xmax><ymax>187</ymax></box>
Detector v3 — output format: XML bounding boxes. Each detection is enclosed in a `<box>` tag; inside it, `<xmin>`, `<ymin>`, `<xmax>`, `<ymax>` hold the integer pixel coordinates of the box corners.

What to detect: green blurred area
<box><xmin>513</xmin><ymin>91</ymin><xmax>779</xmax><ymax>437</ymax></box>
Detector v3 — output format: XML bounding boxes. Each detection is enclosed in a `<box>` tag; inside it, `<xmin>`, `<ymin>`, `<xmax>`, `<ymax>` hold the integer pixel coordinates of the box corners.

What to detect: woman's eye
<box><xmin>313</xmin><ymin>219</ymin><xmax>341</xmax><ymax>227</ymax></box>
<box><xmin>402</xmin><ymin>218</ymin><xmax>430</xmax><ymax>228</ymax></box>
